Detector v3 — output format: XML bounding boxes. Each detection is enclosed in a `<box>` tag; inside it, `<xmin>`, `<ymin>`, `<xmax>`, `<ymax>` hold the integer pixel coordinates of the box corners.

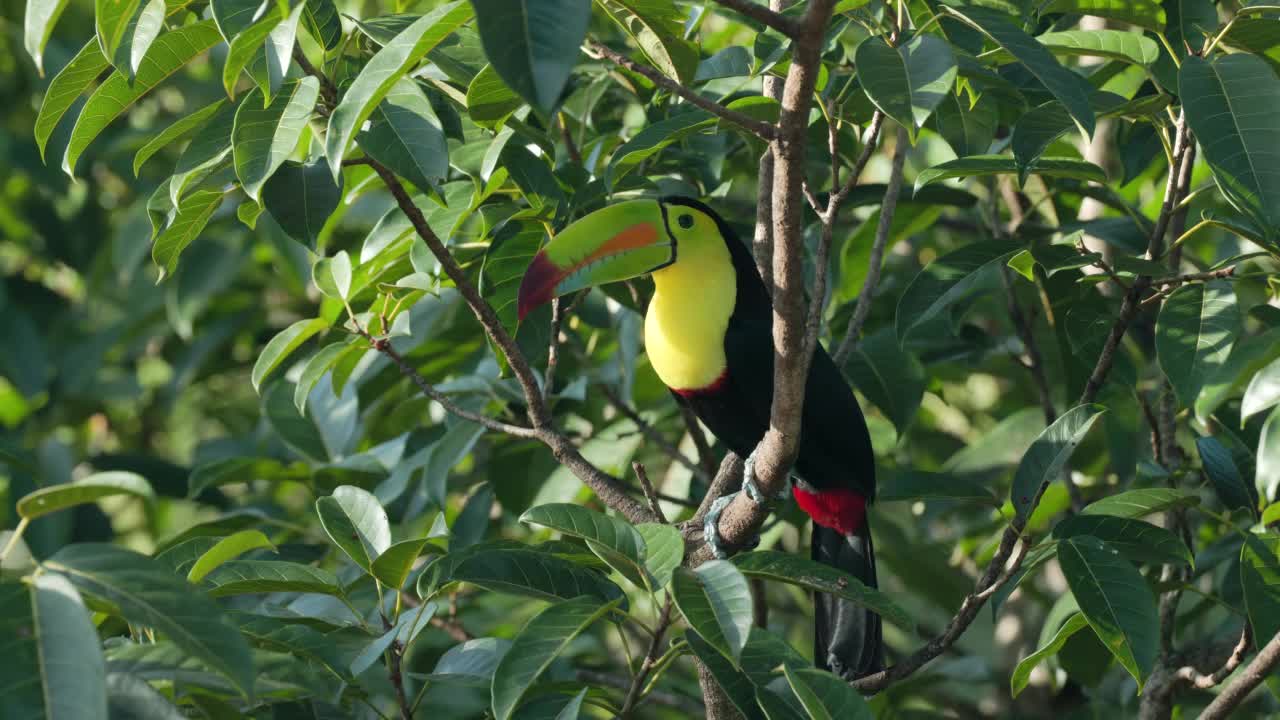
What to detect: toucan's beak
<box><xmin>517</xmin><ymin>200</ymin><xmax>674</xmax><ymax>320</ymax></box>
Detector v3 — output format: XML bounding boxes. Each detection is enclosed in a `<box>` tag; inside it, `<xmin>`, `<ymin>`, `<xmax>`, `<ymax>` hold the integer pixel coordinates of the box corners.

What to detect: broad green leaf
<box><xmin>466</xmin><ymin>63</ymin><xmax>522</xmax><ymax>126</ymax></box>
<box><xmin>637</xmin><ymin>522</ymin><xmax>682</xmax><ymax>590</ymax></box>
<box><xmin>1259</xmin><ymin>406</ymin><xmax>1280</xmax><ymax>502</ymax></box>
<box><xmin>499</xmin><ymin>144</ymin><xmax>564</xmax><ymax>208</ymax></box>
<box><xmin>151</xmin><ymin>186</ymin><xmax>229</xmax><ymax>279</ymax></box>
<box><xmin>371</xmin><ymin>538</ymin><xmax>439</xmax><ymax>589</ymax></box>
<box><xmin>1058</xmin><ymin>536</ymin><xmax>1158</xmax><ymax>688</ymax></box>
<box><xmin>842</xmin><ymin>328</ymin><xmax>927</xmax><ymax>435</ymax></box>
<box><xmin>186</xmin><ymin>456</ymin><xmax>308</xmax><ymax>498</ymax></box>
<box><xmin>914</xmin><ymin>156</ymin><xmax>1107</xmax><ymax>191</ymax></box>
<box><xmin>1010</xmin><ymin>613</ymin><xmax>1089</xmax><ymax>697</ymax></box>
<box><xmin>358</xmin><ymin>77</ymin><xmax>449</xmax><ymax>194</ymax></box>
<box><xmin>1010</xmin><ymin>405</ymin><xmax>1107</xmax><ymax>522</ymax></box>
<box><xmin>316</xmin><ymin>485</ymin><xmax>392</xmax><ymax>570</ymax></box>
<box><xmin>782</xmin><ymin>665</ymin><xmax>874</xmax><ymax>720</ymax></box>
<box><xmin>46</xmin><ymin>544</ymin><xmax>254</xmax><ymax>696</ymax></box>
<box><xmin>1011</xmin><ymin>93</ymin><xmax>1131</xmax><ymax>177</ymax></box>
<box><xmin>1040</xmin><ymin>0</ymin><xmax>1166</xmax><ymax>32</ymax></box>
<box><xmin>942</xmin><ymin>6</ymin><xmax>1094</xmax><ymax>136</ymax></box>
<box><xmin>1052</xmin><ymin>515</ymin><xmax>1191</xmax><ymax>566</ymax></box>
<box><xmin>1196</xmin><ymin>436</ymin><xmax>1256</xmax><ymax>514</ymax></box>
<box><xmin>1244</xmin><ymin>357</ymin><xmax>1280</xmax><ymax>422</ymax></box>
<box><xmin>1156</xmin><ymin>282</ymin><xmax>1239</xmax><ymax>408</ymax></box>
<box><xmin>481</xmin><ymin>221</ymin><xmax>546</xmax><ymax>335</ymax></box>
<box><xmin>325</xmin><ymin>2</ymin><xmax>473</xmax><ymax>177</ymax></box>
<box><xmin>471</xmin><ymin>0</ymin><xmax>589</xmax><ymax>115</ymax></box>
<box><xmin>64</xmin><ymin>21</ymin><xmax>224</xmax><ymax>177</ymax></box>
<box><xmin>96</xmin><ymin>0</ymin><xmax>143</xmax><ymax>66</ymax></box>
<box><xmin>235</xmin><ymin>614</ymin><xmax>366</xmax><ymax>679</ymax></box>
<box><xmin>1034</xmin><ymin>30</ymin><xmax>1158</xmax><ymax>65</ymax></box>
<box><xmin>930</xmin><ymin>89</ymin><xmax>998</xmax><ymax>157</ymax></box>
<box><xmin>104</xmin><ymin>671</ymin><xmax>186</xmax><ymax>719</ymax></box>
<box><xmin>169</xmin><ymin>102</ymin><xmax>237</xmax><ymax>206</ymax></box>
<box><xmin>113</xmin><ymin>0</ymin><xmax>166</xmax><ymax>80</ymax></box>
<box><xmin>262</xmin><ymin>158</ymin><xmax>344</xmax><ymax>248</ymax></box>
<box><xmin>294</xmin><ymin>342</ymin><xmax>349</xmax><ymax>414</ymax></box>
<box><xmin>301</xmin><ymin>0</ymin><xmax>341</xmax><ymax>50</ymax></box>
<box><xmin>896</xmin><ymin>240</ymin><xmax>1015</xmax><ymax>342</ymax></box>
<box><xmin>1241</xmin><ymin>533</ymin><xmax>1280</xmax><ymax>641</ymax></box>
<box><xmin>1083</xmin><ymin>488</ymin><xmax>1200</xmax><ymax>518</ymax></box>
<box><xmin>351</xmin><ymin>14</ymin><xmax>422</xmax><ymax>45</ymax></box>
<box><xmin>854</xmin><ymin>34</ymin><xmax>957</xmax><ymax>133</ymax></box>
<box><xmin>24</xmin><ymin>0</ymin><xmax>71</xmax><ymax>75</ymax></box>
<box><xmin>187</xmin><ymin>530</ymin><xmax>276</xmax><ymax>583</ymax></box>
<box><xmin>449</xmin><ymin>548</ymin><xmax>626</xmax><ymax>606</ymax></box>
<box><xmin>683</xmin><ymin>630</ymin><xmax>765</xmax><ymax>720</ymax></box>
<box><xmin>608</xmin><ymin>109</ymin><xmax>715</xmax><ymax>178</ymax></box>
<box><xmin>519</xmin><ymin>504</ymin><xmax>647</xmax><ymax>587</ymax></box>
<box><xmin>598</xmin><ymin>0</ymin><xmax>699</xmax><ymax>84</ymax></box>
<box><xmin>877</xmin><ymin>470</ymin><xmax>997</xmax><ymax>503</ymax></box>
<box><xmin>1181</xmin><ymin>55</ymin><xmax>1280</xmax><ymax>235</ymax></box>
<box><xmin>133</xmin><ymin>99</ymin><xmax>225</xmax><ymax>176</ymax></box>
<box><xmin>671</xmin><ymin>561</ymin><xmax>754</xmax><ymax>664</ymax></box>
<box><xmin>490</xmin><ymin>596</ymin><xmax>619</xmax><ymax>720</ymax></box>
<box><xmin>233</xmin><ymin>78</ymin><xmax>320</xmax><ymax>200</ymax></box>
<box><xmin>203</xmin><ymin>560</ymin><xmax>341</xmax><ymax>597</ymax></box>
<box><xmin>221</xmin><ymin>6</ymin><xmax>284</xmax><ymax>99</ymax></box>
<box><xmin>696</xmin><ymin>46</ymin><xmax>751</xmax><ymax>82</ymax></box>
<box><xmin>731</xmin><ymin>550</ymin><xmax>914</xmax><ymax>630</ymax></box>
<box><xmin>35</xmin><ymin>40</ymin><xmax>110</xmax><ymax>161</ymax></box>
<box><xmin>0</xmin><ymin>574</ymin><xmax>107</xmax><ymax>720</ymax></box>
<box><xmin>1195</xmin><ymin>327</ymin><xmax>1280</xmax><ymax>424</ymax></box>
<box><xmin>252</xmin><ymin>2</ymin><xmax>304</xmax><ymax>98</ymax></box>
<box><xmin>251</xmin><ymin>318</ymin><xmax>329</xmax><ymax>392</ymax></box>
<box><xmin>17</xmin><ymin>471</ymin><xmax>154</xmax><ymax>519</ymax></box>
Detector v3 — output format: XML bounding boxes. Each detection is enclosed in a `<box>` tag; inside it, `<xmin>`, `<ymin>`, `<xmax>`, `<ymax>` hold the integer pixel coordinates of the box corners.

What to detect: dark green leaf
<box><xmin>1039</xmin><ymin>0</ymin><xmax>1166</xmax><ymax>32</ymax></box>
<box><xmin>233</xmin><ymin>78</ymin><xmax>320</xmax><ymax>201</ymax></box>
<box><xmin>1156</xmin><ymin>281</ymin><xmax>1239</xmax><ymax>409</ymax></box>
<box><xmin>221</xmin><ymin>6</ymin><xmax>285</xmax><ymax>99</ymax></box>
<box><xmin>17</xmin><ymin>471</ymin><xmax>154</xmax><ymax>519</ymax></box>
<box><xmin>34</xmin><ymin>40</ymin><xmax>109</xmax><ymax>161</ymax></box>
<box><xmin>358</xmin><ymin>77</ymin><xmax>449</xmax><ymax>194</ymax></box>
<box><xmin>449</xmin><ymin>548</ymin><xmax>626</xmax><ymax>606</ymax></box>
<box><xmin>1082</xmin><ymin>488</ymin><xmax>1200</xmax><ymax>518</ymax></box>
<box><xmin>731</xmin><ymin>550</ymin><xmax>914</xmax><ymax>630</ymax></box>
<box><xmin>915</xmin><ymin>155</ymin><xmax>1107</xmax><ymax>191</ymax></box>
<box><xmin>671</xmin><ymin>561</ymin><xmax>753</xmax><ymax>664</ymax></box>
<box><xmin>152</xmin><ymin>187</ymin><xmax>229</xmax><ymax>279</ymax></box>
<box><xmin>371</xmin><ymin>538</ymin><xmax>438</xmax><ymax>589</ymax></box>
<box><xmin>854</xmin><ymin>34</ymin><xmax>956</xmax><ymax>132</ymax></box>
<box><xmin>842</xmin><ymin>328</ymin><xmax>927</xmax><ymax>435</ymax></box>
<box><xmin>930</xmin><ymin>90</ymin><xmax>997</xmax><ymax>157</ymax></box>
<box><xmin>301</xmin><ymin>0</ymin><xmax>342</xmax><ymax>50</ymax></box>
<box><xmin>1197</xmin><ymin>436</ymin><xmax>1257</xmax><ymax>514</ymax></box>
<box><xmin>683</xmin><ymin>629</ymin><xmax>764</xmax><ymax>720</ymax></box>
<box><xmin>637</xmin><ymin>523</ymin><xmax>682</xmax><ymax>590</ymax></box>
<box><xmin>316</xmin><ymin>485</ymin><xmax>392</xmax><ymax>570</ymax></box>
<box><xmin>262</xmin><ymin>158</ymin><xmax>344</xmax><ymax>248</ymax></box>
<box><xmin>1010</xmin><ymin>404</ymin><xmax>1107</xmax><ymax>522</ymax></box>
<box><xmin>896</xmin><ymin>240</ymin><xmax>1015</xmax><ymax>342</ymax></box>
<box><xmin>520</xmin><ymin>504</ymin><xmax>648</xmax><ymax>588</ymax></box>
<box><xmin>1010</xmin><ymin>613</ymin><xmax>1089</xmax><ymax>697</ymax></box>
<box><xmin>471</xmin><ymin>0</ymin><xmax>589</xmax><ymax>115</ymax></box>
<box><xmin>782</xmin><ymin>665</ymin><xmax>873</xmax><ymax>720</ymax></box>
<box><xmin>133</xmin><ymin>99</ymin><xmax>225</xmax><ymax>176</ymax></box>
<box><xmin>1052</xmin><ymin>515</ymin><xmax>1192</xmax><ymax>566</ymax></box>
<box><xmin>877</xmin><ymin>470</ymin><xmax>997</xmax><ymax>503</ymax></box>
<box><xmin>204</xmin><ymin>561</ymin><xmax>341</xmax><ymax>597</ymax></box>
<box><xmin>598</xmin><ymin>0</ymin><xmax>698</xmax><ymax>83</ymax></box>
<box><xmin>1241</xmin><ymin>533</ymin><xmax>1280</xmax><ymax>642</ymax></box>
<box><xmin>466</xmin><ymin>63</ymin><xmax>523</xmax><ymax>126</ymax></box>
<box><xmin>252</xmin><ymin>318</ymin><xmax>329</xmax><ymax>392</ymax></box>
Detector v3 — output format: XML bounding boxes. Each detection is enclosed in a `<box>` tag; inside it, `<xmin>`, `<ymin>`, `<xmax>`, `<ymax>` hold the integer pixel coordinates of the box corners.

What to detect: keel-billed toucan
<box><xmin>516</xmin><ymin>196</ymin><xmax>882</xmax><ymax>679</ymax></box>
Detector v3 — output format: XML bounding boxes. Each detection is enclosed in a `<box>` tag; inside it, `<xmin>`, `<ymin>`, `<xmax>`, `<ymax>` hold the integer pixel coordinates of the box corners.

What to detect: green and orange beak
<box><xmin>517</xmin><ymin>200</ymin><xmax>675</xmax><ymax>320</ymax></box>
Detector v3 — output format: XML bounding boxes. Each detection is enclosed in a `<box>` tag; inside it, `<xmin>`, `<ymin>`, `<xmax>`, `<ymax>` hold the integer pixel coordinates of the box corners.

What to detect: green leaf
<box><xmin>1034</xmin><ymin>30</ymin><xmax>1158</xmax><ymax>65</ymax></box>
<box><xmin>295</xmin><ymin>342</ymin><xmax>349</xmax><ymax>414</ymax></box>
<box><xmin>481</xmin><ymin>221</ymin><xmax>546</xmax><ymax>335</ymax></box>
<box><xmin>877</xmin><ymin>470</ymin><xmax>997</xmax><ymax>503</ymax></box>
<box><xmin>133</xmin><ymin>99</ymin><xmax>225</xmax><ymax>176</ymax></box>
<box><xmin>113</xmin><ymin>0</ymin><xmax>166</xmax><ymax>80</ymax></box>
<box><xmin>448</xmin><ymin>548</ymin><xmax>626</xmax><ymax>606</ymax></box>
<box><xmin>251</xmin><ymin>318</ymin><xmax>329</xmax><ymax>392</ymax></box>
<box><xmin>1039</xmin><ymin>0</ymin><xmax>1166</xmax><ymax>32</ymax></box>
<box><xmin>1259</xmin><ymin>406</ymin><xmax>1280</xmax><ymax>502</ymax></box>
<box><xmin>233</xmin><ymin>78</ymin><xmax>319</xmax><ymax>201</ymax></box>
<box><xmin>325</xmin><ymin>1</ymin><xmax>473</xmax><ymax>177</ymax></box>
<box><xmin>34</xmin><ymin>40</ymin><xmax>109</xmax><ymax>161</ymax></box>
<box><xmin>358</xmin><ymin>77</ymin><xmax>449</xmax><ymax>194</ymax></box>
<box><xmin>64</xmin><ymin>21</ymin><xmax>224</xmax><ymax>177</ymax></box>
<box><xmin>316</xmin><ymin>485</ymin><xmax>392</xmax><ymax>571</ymax></box>
<box><xmin>168</xmin><ymin>101</ymin><xmax>237</xmax><ymax>206</ymax></box>
<box><xmin>637</xmin><ymin>523</ymin><xmax>682</xmax><ymax>590</ymax></box>
<box><xmin>153</xmin><ymin>188</ymin><xmax>227</xmax><ymax>276</ymax></box>
<box><xmin>1181</xmin><ymin>55</ymin><xmax>1280</xmax><ymax>235</ymax></box>
<box><xmin>1244</xmin><ymin>357</ymin><xmax>1280</xmax><ymax>422</ymax></box>
<box><xmin>842</xmin><ymin>328</ymin><xmax>927</xmax><ymax>435</ymax></box>
<box><xmin>1011</xmin><ymin>404</ymin><xmax>1107</xmax><ymax>522</ymax></box>
<box><xmin>46</xmin><ymin>544</ymin><xmax>254</xmax><ymax>697</ymax></box>
<box><xmin>519</xmin><ymin>504</ymin><xmax>648</xmax><ymax>588</ymax></box>
<box><xmin>24</xmin><ymin>0</ymin><xmax>71</xmax><ymax>75</ymax></box>
<box><xmin>1010</xmin><ymin>613</ymin><xmax>1089</xmax><ymax>698</ymax></box>
<box><xmin>371</xmin><ymin>538</ymin><xmax>438</xmax><ymax>589</ymax></box>
<box><xmin>598</xmin><ymin>0</ymin><xmax>699</xmax><ymax>84</ymax></box>
<box><xmin>203</xmin><ymin>560</ymin><xmax>341</xmax><ymax>597</ymax></box>
<box><xmin>1240</xmin><ymin>533</ymin><xmax>1280</xmax><ymax>642</ymax></box>
<box><xmin>731</xmin><ymin>550</ymin><xmax>914</xmax><ymax>630</ymax></box>
<box><xmin>262</xmin><ymin>158</ymin><xmax>344</xmax><ymax>248</ymax></box>
<box><xmin>211</xmin><ymin>0</ymin><xmax>262</xmax><ymax>39</ymax></box>
<box><xmin>0</xmin><ymin>574</ymin><xmax>108</xmax><ymax>720</ymax></box>
<box><xmin>1011</xmin><ymin>93</ymin><xmax>1133</xmax><ymax>177</ymax></box>
<box><xmin>782</xmin><ymin>665</ymin><xmax>874</xmax><ymax>720</ymax></box>
<box><xmin>608</xmin><ymin>109</ymin><xmax>715</xmax><ymax>178</ymax></box>
<box><xmin>671</xmin><ymin>561</ymin><xmax>754</xmax><ymax>664</ymax></box>
<box><xmin>96</xmin><ymin>0</ymin><xmax>143</xmax><ymax>66</ymax></box>
<box><xmin>1083</xmin><ymin>488</ymin><xmax>1200</xmax><ymax>518</ymax></box>
<box><xmin>1196</xmin><ymin>436</ymin><xmax>1256</xmax><ymax>514</ymax></box>
<box><xmin>682</xmin><ymin>630</ymin><xmax>763</xmax><ymax>720</ymax></box>
<box><xmin>301</xmin><ymin>0</ymin><xmax>342</xmax><ymax>51</ymax></box>
<box><xmin>942</xmin><ymin>6</ymin><xmax>1094</xmax><ymax>137</ymax></box>
<box><xmin>252</xmin><ymin>2</ymin><xmax>304</xmax><ymax>98</ymax></box>
<box><xmin>930</xmin><ymin>89</ymin><xmax>997</xmax><ymax>157</ymax></box>
<box><xmin>471</xmin><ymin>0</ymin><xmax>588</xmax><ymax>115</ymax></box>
<box><xmin>186</xmin><ymin>456</ymin><xmax>307</xmax><ymax>498</ymax></box>
<box><xmin>490</xmin><ymin>596</ymin><xmax>619</xmax><ymax>720</ymax></box>
<box><xmin>1156</xmin><ymin>282</ymin><xmax>1240</xmax><ymax>409</ymax></box>
<box><xmin>854</xmin><ymin>34</ymin><xmax>956</xmax><ymax>133</ymax></box>
<box><xmin>187</xmin><ymin>530</ymin><xmax>276</xmax><ymax>583</ymax></box>
<box><xmin>896</xmin><ymin>240</ymin><xmax>1015</xmax><ymax>342</ymax></box>
<box><xmin>1195</xmin><ymin>327</ymin><xmax>1280</xmax><ymax>424</ymax></box>
<box><xmin>221</xmin><ymin>6</ymin><xmax>284</xmax><ymax>99</ymax></box>
<box><xmin>1057</xmin><ymin>536</ymin><xmax>1158</xmax><ymax>689</ymax></box>
<box><xmin>17</xmin><ymin>471</ymin><xmax>154</xmax><ymax>519</ymax></box>
<box><xmin>104</xmin><ymin>670</ymin><xmax>186</xmax><ymax>719</ymax></box>
<box><xmin>696</xmin><ymin>46</ymin><xmax>751</xmax><ymax>82</ymax></box>
<box><xmin>1052</xmin><ymin>515</ymin><xmax>1192</xmax><ymax>566</ymax></box>
<box><xmin>500</xmin><ymin>144</ymin><xmax>564</xmax><ymax>208</ymax></box>
<box><xmin>466</xmin><ymin>63</ymin><xmax>523</xmax><ymax>126</ymax></box>
<box><xmin>915</xmin><ymin>155</ymin><xmax>1107</xmax><ymax>191</ymax></box>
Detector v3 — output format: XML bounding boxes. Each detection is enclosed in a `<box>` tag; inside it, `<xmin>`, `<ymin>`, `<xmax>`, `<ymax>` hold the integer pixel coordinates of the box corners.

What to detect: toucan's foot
<box><xmin>702</xmin><ymin>451</ymin><xmax>791</xmax><ymax>559</ymax></box>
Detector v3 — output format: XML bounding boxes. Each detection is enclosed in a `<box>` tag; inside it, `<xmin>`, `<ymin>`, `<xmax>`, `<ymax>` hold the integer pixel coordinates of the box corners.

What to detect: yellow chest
<box><xmin>643</xmin><ymin>249</ymin><xmax>736</xmax><ymax>391</ymax></box>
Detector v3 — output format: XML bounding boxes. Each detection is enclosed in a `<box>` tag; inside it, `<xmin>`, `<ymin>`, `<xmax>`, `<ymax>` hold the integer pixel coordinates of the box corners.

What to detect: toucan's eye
<box><xmin>677</xmin><ymin>214</ymin><xmax>694</xmax><ymax>229</ymax></box>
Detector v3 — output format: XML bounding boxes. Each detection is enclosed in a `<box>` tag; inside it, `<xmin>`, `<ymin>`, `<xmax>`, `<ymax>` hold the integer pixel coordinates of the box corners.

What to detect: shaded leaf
<box><xmin>204</xmin><ymin>561</ymin><xmax>341</xmax><ymax>597</ymax></box>
<box><xmin>1010</xmin><ymin>613</ymin><xmax>1089</xmax><ymax>697</ymax></box>
<box><xmin>316</xmin><ymin>485</ymin><xmax>392</xmax><ymax>570</ymax></box>
<box><xmin>471</xmin><ymin>0</ymin><xmax>588</xmax><ymax>115</ymax></box>
<box><xmin>1040</xmin><ymin>0</ymin><xmax>1166</xmax><ymax>32</ymax></box>
<box><xmin>133</xmin><ymin>99</ymin><xmax>225</xmax><ymax>177</ymax></box>
<box><xmin>915</xmin><ymin>155</ymin><xmax>1107</xmax><ymax>191</ymax></box>
<box><xmin>233</xmin><ymin>78</ymin><xmax>320</xmax><ymax>201</ymax></box>
<box><xmin>1052</xmin><ymin>515</ymin><xmax>1192</xmax><ymax>566</ymax></box>
<box><xmin>519</xmin><ymin>503</ymin><xmax>648</xmax><ymax>588</ymax></box>
<box><xmin>446</xmin><ymin>547</ymin><xmax>626</xmax><ymax>606</ymax></box>
<box><xmin>782</xmin><ymin>665</ymin><xmax>873</xmax><ymax>720</ymax></box>
<box><xmin>34</xmin><ymin>40</ymin><xmax>109</xmax><ymax>161</ymax></box>
<box><xmin>187</xmin><ymin>530</ymin><xmax>276</xmax><ymax>583</ymax></box>
<box><xmin>262</xmin><ymin>158</ymin><xmax>344</xmax><ymax>248</ymax></box>
<box><xmin>17</xmin><ymin>471</ymin><xmax>154</xmax><ymax>519</ymax></box>
<box><xmin>683</xmin><ymin>629</ymin><xmax>764</xmax><ymax>720</ymax></box>
<box><xmin>1241</xmin><ymin>533</ymin><xmax>1280</xmax><ymax>642</ymax></box>
<box><xmin>896</xmin><ymin>240</ymin><xmax>1015</xmax><ymax>342</ymax></box>
<box><xmin>358</xmin><ymin>77</ymin><xmax>449</xmax><ymax>194</ymax></box>
<box><xmin>1197</xmin><ymin>436</ymin><xmax>1257</xmax><ymax>514</ymax></box>
<box><xmin>731</xmin><ymin>550</ymin><xmax>914</xmax><ymax>630</ymax></box>
<box><xmin>671</xmin><ymin>561</ymin><xmax>754</xmax><ymax>664</ymax></box>
<box><xmin>854</xmin><ymin>34</ymin><xmax>956</xmax><ymax>133</ymax></box>
<box><xmin>251</xmin><ymin>318</ymin><xmax>329</xmax><ymax>392</ymax></box>
<box><xmin>1010</xmin><ymin>404</ymin><xmax>1106</xmax><ymax>522</ymax></box>
<box><xmin>1156</xmin><ymin>281</ymin><xmax>1239</xmax><ymax>409</ymax></box>
<box><xmin>371</xmin><ymin>538</ymin><xmax>438</xmax><ymax>590</ymax></box>
<box><xmin>1083</xmin><ymin>488</ymin><xmax>1200</xmax><ymax>518</ymax></box>
<box><xmin>842</xmin><ymin>328</ymin><xmax>927</xmax><ymax>435</ymax></box>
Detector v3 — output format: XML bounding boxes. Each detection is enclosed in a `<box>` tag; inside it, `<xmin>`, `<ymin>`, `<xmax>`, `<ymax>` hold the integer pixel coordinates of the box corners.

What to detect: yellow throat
<box><xmin>643</xmin><ymin>233</ymin><xmax>737</xmax><ymax>391</ymax></box>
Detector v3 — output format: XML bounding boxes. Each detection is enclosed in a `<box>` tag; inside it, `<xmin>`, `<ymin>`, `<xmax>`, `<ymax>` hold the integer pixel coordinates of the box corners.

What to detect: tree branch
<box><xmin>587</xmin><ymin>41</ymin><xmax>778</xmax><ymax>141</ymax></box>
<box><xmin>620</xmin><ymin>598</ymin><xmax>676</xmax><ymax>716</ymax></box>
<box><xmin>633</xmin><ymin>462</ymin><xmax>669</xmax><ymax>524</ymax></box>
<box><xmin>1198</xmin><ymin>628</ymin><xmax>1280</xmax><ymax>720</ymax></box>
<box><xmin>712</xmin><ymin>0</ymin><xmax>800</xmax><ymax>36</ymax></box>
<box><xmin>1174</xmin><ymin>627</ymin><xmax>1251</xmax><ymax>689</ymax></box>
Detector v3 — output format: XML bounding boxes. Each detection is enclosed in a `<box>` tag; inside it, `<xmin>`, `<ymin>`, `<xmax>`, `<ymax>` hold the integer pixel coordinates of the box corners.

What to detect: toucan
<box><xmin>516</xmin><ymin>196</ymin><xmax>882</xmax><ymax>680</ymax></box>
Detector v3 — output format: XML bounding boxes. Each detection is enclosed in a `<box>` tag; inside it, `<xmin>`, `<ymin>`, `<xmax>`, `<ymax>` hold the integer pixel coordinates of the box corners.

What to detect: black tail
<box><xmin>812</xmin><ymin>520</ymin><xmax>883</xmax><ymax>680</ymax></box>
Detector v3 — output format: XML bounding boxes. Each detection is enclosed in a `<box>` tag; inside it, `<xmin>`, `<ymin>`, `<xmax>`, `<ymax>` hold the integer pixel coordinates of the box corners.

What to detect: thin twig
<box><xmin>543</xmin><ymin>297</ymin><xmax>563</xmax><ymax>405</ymax></box>
<box><xmin>1151</xmin><ymin>266</ymin><xmax>1236</xmax><ymax>286</ymax></box>
<box><xmin>1198</xmin><ymin>628</ymin><xmax>1280</xmax><ymax>720</ymax></box>
<box><xmin>620</xmin><ymin>598</ymin><xmax>676</xmax><ymax>716</ymax></box>
<box><xmin>633</xmin><ymin>462</ymin><xmax>669</xmax><ymax>524</ymax></box>
<box><xmin>1175</xmin><ymin>627</ymin><xmax>1251</xmax><ymax>689</ymax></box>
<box><xmin>575</xmin><ymin>670</ymin><xmax>703</xmax><ymax>713</ymax></box>
<box><xmin>679</xmin><ymin>402</ymin><xmax>718</xmax><ymax>480</ymax></box>
<box><xmin>587</xmin><ymin>41</ymin><xmax>777</xmax><ymax>141</ymax></box>
<box><xmin>603</xmin><ymin>386</ymin><xmax>706</xmax><ymax>480</ymax></box>
<box><xmin>712</xmin><ymin>0</ymin><xmax>800</xmax><ymax>35</ymax></box>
